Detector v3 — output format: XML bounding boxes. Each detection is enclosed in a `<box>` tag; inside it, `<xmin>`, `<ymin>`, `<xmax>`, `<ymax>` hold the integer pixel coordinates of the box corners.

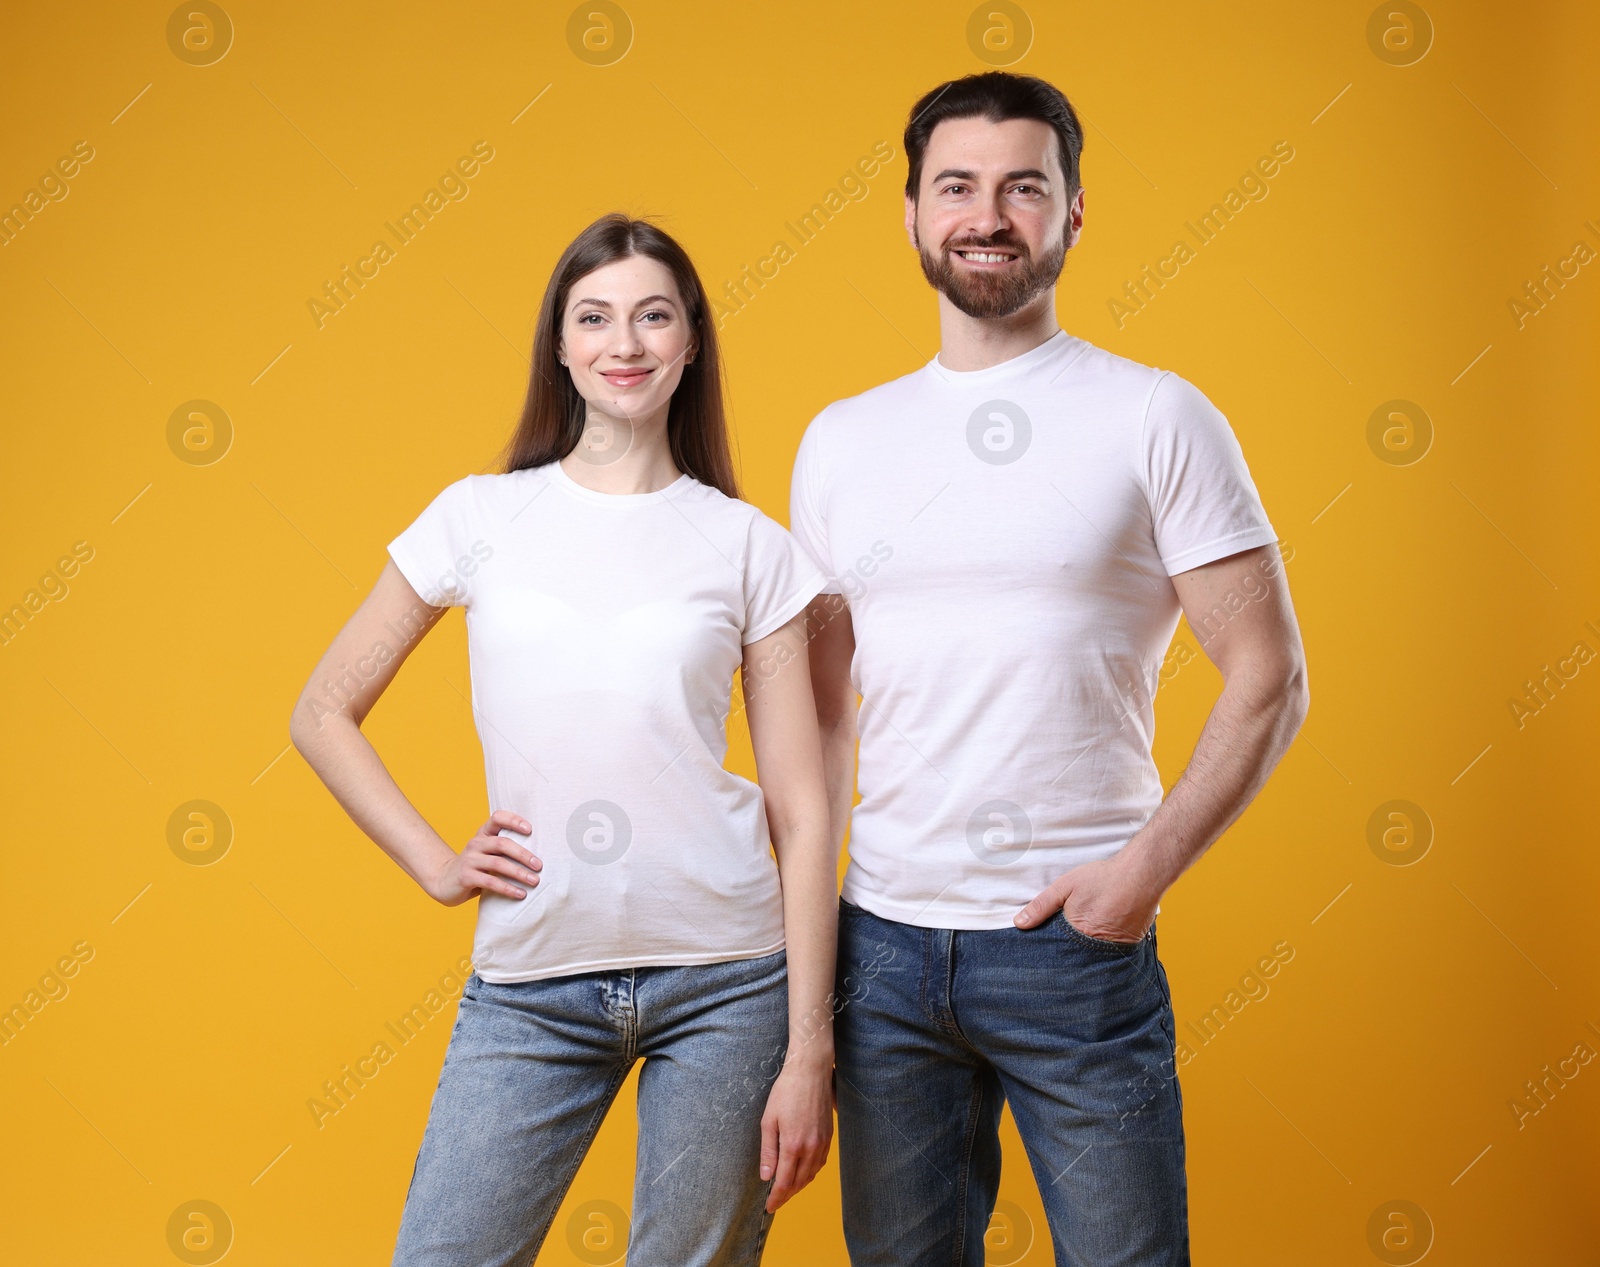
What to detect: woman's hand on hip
<box><xmin>759</xmin><ymin>1054</ymin><xmax>835</xmax><ymax>1213</ymax></box>
<box><xmin>425</xmin><ymin>810</ymin><xmax>542</xmax><ymax>907</ymax></box>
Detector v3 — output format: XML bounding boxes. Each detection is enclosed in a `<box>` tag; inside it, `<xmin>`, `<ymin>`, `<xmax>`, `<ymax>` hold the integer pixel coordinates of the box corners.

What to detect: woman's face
<box><xmin>558</xmin><ymin>255</ymin><xmax>695</xmax><ymax>429</ymax></box>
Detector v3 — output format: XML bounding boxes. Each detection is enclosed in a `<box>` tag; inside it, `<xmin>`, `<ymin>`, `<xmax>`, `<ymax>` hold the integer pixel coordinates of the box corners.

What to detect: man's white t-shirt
<box><xmin>788</xmin><ymin>329</ymin><xmax>1279</xmax><ymax>930</ymax></box>
<box><xmin>387</xmin><ymin>458</ymin><xmax>827</xmax><ymax>981</ymax></box>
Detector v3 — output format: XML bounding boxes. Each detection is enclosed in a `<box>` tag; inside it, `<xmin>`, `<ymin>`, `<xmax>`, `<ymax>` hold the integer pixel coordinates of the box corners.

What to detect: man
<box><xmin>788</xmin><ymin>72</ymin><xmax>1309</xmax><ymax>1265</ymax></box>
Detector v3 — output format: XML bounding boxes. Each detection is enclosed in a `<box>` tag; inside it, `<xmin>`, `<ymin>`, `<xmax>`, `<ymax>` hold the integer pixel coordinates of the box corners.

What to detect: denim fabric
<box><xmin>835</xmin><ymin>900</ymin><xmax>1189</xmax><ymax>1266</ymax></box>
<box><xmin>392</xmin><ymin>949</ymin><xmax>789</xmax><ymax>1267</ymax></box>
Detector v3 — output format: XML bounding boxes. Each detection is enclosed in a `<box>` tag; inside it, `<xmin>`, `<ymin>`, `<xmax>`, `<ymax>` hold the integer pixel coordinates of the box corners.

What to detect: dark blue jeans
<box><xmin>835</xmin><ymin>899</ymin><xmax>1189</xmax><ymax>1266</ymax></box>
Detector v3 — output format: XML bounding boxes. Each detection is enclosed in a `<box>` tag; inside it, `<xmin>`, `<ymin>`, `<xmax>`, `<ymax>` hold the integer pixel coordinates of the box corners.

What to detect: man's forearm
<box><xmin>818</xmin><ymin>713</ymin><xmax>859</xmax><ymax>859</ymax></box>
<box><xmin>1116</xmin><ymin>666</ymin><xmax>1309</xmax><ymax>898</ymax></box>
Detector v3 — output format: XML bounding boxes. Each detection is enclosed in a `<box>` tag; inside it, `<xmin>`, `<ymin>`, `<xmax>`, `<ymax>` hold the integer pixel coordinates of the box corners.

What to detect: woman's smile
<box><xmin>598</xmin><ymin>366</ymin><xmax>655</xmax><ymax>388</ymax></box>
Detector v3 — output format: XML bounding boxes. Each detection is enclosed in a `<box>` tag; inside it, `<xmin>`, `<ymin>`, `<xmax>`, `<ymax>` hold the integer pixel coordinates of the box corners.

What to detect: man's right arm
<box><xmin>804</xmin><ymin>595</ymin><xmax>859</xmax><ymax>860</ymax></box>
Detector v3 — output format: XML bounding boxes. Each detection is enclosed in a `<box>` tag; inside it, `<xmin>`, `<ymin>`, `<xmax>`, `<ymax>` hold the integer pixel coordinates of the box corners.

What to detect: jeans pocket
<box><xmin>1058</xmin><ymin>910</ymin><xmax>1147</xmax><ymax>952</ymax></box>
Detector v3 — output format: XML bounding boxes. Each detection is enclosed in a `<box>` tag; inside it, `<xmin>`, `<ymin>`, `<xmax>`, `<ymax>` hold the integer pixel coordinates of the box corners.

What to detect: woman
<box><xmin>289</xmin><ymin>213</ymin><xmax>837</xmax><ymax>1266</ymax></box>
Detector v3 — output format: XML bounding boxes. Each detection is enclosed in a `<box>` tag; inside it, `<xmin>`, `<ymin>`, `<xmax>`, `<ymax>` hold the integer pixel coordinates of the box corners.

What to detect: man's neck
<box><xmin>934</xmin><ymin>290</ymin><xmax>1060</xmax><ymax>373</ymax></box>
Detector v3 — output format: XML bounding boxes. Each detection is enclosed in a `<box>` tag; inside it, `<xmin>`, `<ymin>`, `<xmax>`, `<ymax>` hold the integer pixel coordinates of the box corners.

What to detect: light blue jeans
<box><xmin>391</xmin><ymin>949</ymin><xmax>789</xmax><ymax>1266</ymax></box>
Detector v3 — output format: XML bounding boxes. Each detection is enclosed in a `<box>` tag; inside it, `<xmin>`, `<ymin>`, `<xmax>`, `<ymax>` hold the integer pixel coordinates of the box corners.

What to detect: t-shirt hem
<box><xmin>474</xmin><ymin>937</ymin><xmax>787</xmax><ymax>983</ymax></box>
<box><xmin>842</xmin><ymin>850</ymin><xmax>1130</xmax><ymax>929</ymax></box>
<box><xmin>743</xmin><ymin>574</ymin><xmax>829</xmax><ymax>645</ymax></box>
<box><xmin>1161</xmin><ymin>523</ymin><xmax>1279</xmax><ymax>577</ymax></box>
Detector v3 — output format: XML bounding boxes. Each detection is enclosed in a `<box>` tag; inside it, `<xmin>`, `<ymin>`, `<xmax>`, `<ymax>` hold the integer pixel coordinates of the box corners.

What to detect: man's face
<box><xmin>906</xmin><ymin>115</ymin><xmax>1083</xmax><ymax>319</ymax></box>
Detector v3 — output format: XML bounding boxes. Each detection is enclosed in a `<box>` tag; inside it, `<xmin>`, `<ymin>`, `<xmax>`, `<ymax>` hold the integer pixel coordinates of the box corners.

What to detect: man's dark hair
<box><xmin>903</xmin><ymin>72</ymin><xmax>1085</xmax><ymax>203</ymax></box>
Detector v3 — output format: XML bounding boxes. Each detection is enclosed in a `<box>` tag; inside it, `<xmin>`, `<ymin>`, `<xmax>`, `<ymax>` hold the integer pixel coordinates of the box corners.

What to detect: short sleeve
<box><xmin>387</xmin><ymin>476</ymin><xmax>480</xmax><ymax>608</ymax></box>
<box><xmin>787</xmin><ymin>410</ymin><xmax>844</xmax><ymax>595</ymax></box>
<box><xmin>1141</xmin><ymin>372</ymin><xmax>1279</xmax><ymax>576</ymax></box>
<box><xmin>741</xmin><ymin>511</ymin><xmax>829</xmax><ymax>646</ymax></box>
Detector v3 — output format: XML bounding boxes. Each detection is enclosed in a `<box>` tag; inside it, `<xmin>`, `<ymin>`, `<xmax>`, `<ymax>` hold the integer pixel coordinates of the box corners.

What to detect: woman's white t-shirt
<box><xmin>387</xmin><ymin>458</ymin><xmax>826</xmax><ymax>982</ymax></box>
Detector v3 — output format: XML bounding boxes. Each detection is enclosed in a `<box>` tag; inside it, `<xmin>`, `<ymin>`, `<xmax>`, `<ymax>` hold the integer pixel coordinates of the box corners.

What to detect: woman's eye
<box><xmin>578</xmin><ymin>313</ymin><xmax>603</xmax><ymax>325</ymax></box>
<box><xmin>640</xmin><ymin>311</ymin><xmax>669</xmax><ymax>324</ymax></box>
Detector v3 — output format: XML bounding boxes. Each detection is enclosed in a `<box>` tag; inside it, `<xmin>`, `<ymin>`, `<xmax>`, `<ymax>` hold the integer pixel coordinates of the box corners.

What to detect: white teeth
<box><xmin>958</xmin><ymin>251</ymin><xmax>1014</xmax><ymax>263</ymax></box>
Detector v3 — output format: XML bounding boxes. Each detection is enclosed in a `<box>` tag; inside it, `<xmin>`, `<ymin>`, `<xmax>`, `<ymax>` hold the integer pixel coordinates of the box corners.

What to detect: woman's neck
<box><xmin>559</xmin><ymin>409</ymin><xmax>681</xmax><ymax>494</ymax></box>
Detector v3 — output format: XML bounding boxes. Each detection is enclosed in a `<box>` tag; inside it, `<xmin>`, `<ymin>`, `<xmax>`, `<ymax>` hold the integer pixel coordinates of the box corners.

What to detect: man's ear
<box><xmin>1066</xmin><ymin>186</ymin><xmax>1086</xmax><ymax>251</ymax></box>
<box><xmin>904</xmin><ymin>193</ymin><xmax>919</xmax><ymax>250</ymax></box>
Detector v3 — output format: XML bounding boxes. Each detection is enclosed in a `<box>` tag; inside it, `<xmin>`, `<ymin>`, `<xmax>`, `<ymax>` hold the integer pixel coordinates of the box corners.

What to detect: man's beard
<box><xmin>918</xmin><ymin>229</ymin><xmax>1067</xmax><ymax>319</ymax></box>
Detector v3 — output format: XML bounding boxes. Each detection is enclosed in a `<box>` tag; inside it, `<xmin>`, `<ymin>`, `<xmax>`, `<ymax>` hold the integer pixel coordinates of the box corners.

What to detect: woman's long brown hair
<box><xmin>497</xmin><ymin>213</ymin><xmax>741</xmax><ymax>500</ymax></box>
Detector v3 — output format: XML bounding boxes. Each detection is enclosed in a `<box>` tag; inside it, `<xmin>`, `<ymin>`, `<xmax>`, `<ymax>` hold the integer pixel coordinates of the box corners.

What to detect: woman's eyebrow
<box><xmin>572</xmin><ymin>294</ymin><xmax>679</xmax><ymax>309</ymax></box>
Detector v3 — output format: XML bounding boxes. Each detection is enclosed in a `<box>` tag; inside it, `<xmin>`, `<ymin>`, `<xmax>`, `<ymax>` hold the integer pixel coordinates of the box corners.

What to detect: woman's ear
<box><xmin>556</xmin><ymin>337</ymin><xmax>567</xmax><ymax>367</ymax></box>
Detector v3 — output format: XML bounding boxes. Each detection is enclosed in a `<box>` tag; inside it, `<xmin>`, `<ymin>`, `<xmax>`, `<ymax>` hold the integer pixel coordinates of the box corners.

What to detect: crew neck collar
<box><xmin>543</xmin><ymin>458</ymin><xmax>694</xmax><ymax>506</ymax></box>
<box><xmin>926</xmin><ymin>328</ymin><xmax>1081</xmax><ymax>384</ymax></box>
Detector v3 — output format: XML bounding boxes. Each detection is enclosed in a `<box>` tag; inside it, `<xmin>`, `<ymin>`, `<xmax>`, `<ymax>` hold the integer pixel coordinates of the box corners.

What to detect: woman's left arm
<box><xmin>741</xmin><ymin>610</ymin><xmax>838</xmax><ymax>1214</ymax></box>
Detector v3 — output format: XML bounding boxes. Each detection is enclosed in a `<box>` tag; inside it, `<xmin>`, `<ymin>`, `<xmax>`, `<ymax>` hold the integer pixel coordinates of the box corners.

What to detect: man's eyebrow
<box><xmin>930</xmin><ymin>167</ymin><xmax>1053</xmax><ymax>184</ymax></box>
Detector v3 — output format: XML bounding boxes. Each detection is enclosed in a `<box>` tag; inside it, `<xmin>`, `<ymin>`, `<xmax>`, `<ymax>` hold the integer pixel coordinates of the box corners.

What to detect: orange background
<box><xmin>2</xmin><ymin>1</ymin><xmax>1596</xmax><ymax>1263</ymax></box>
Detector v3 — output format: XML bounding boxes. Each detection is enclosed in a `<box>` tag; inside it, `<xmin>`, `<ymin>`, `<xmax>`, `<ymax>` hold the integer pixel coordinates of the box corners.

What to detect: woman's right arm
<box><xmin>288</xmin><ymin>559</ymin><xmax>542</xmax><ymax>907</ymax></box>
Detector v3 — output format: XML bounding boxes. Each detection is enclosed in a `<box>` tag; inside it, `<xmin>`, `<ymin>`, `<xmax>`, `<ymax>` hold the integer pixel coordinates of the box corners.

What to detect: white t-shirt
<box><xmin>387</xmin><ymin>458</ymin><xmax>827</xmax><ymax>981</ymax></box>
<box><xmin>788</xmin><ymin>329</ymin><xmax>1279</xmax><ymax>930</ymax></box>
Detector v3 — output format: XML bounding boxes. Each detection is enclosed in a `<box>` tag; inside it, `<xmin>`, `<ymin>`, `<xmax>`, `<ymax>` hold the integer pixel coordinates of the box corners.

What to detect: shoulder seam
<box><xmin>1136</xmin><ymin>370</ymin><xmax>1173</xmax><ymax>503</ymax></box>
